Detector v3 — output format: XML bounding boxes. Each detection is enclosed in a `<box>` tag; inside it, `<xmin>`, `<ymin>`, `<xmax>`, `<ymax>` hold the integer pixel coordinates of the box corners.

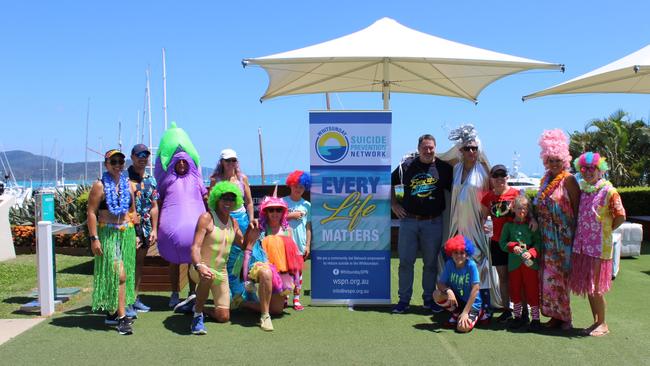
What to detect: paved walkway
<box><xmin>0</xmin><ymin>318</ymin><xmax>45</xmax><ymax>346</ymax></box>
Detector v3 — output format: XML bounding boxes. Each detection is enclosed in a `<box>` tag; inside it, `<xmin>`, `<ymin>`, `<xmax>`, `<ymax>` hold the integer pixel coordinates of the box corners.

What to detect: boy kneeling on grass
<box><xmin>433</xmin><ymin>234</ymin><xmax>483</xmax><ymax>333</ymax></box>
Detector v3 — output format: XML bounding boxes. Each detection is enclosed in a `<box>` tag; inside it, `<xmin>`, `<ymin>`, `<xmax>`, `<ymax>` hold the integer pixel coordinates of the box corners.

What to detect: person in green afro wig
<box><xmin>188</xmin><ymin>180</ymin><xmax>246</xmax><ymax>333</ymax></box>
<box><xmin>208</xmin><ymin>181</ymin><xmax>244</xmax><ymax>212</ymax></box>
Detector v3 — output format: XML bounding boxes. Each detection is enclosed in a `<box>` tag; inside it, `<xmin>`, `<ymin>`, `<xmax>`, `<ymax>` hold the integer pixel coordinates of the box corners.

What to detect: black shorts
<box><xmin>135</xmin><ymin>224</ymin><xmax>150</xmax><ymax>250</ymax></box>
<box><xmin>490</xmin><ymin>240</ymin><xmax>509</xmax><ymax>267</ymax></box>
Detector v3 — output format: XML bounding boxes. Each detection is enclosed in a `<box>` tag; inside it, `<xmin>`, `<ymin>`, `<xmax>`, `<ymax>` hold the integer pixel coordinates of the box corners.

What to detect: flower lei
<box><xmin>535</xmin><ymin>170</ymin><xmax>570</xmax><ymax>204</ymax></box>
<box><xmin>579</xmin><ymin>178</ymin><xmax>611</xmax><ymax>194</ymax></box>
<box><xmin>102</xmin><ymin>172</ymin><xmax>131</xmax><ymax>216</ymax></box>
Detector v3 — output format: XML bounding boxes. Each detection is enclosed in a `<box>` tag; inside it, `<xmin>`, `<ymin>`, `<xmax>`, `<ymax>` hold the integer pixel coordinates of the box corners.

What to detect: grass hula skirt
<box><xmin>92</xmin><ymin>223</ymin><xmax>136</xmax><ymax>312</ymax></box>
<box><xmin>570</xmin><ymin>253</ymin><xmax>612</xmax><ymax>296</ymax></box>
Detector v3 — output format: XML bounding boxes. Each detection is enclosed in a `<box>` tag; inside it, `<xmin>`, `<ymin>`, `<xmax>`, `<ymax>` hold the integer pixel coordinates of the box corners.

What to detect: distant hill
<box><xmin>1</xmin><ymin>150</ymin><xmax>287</xmax><ymax>183</ymax></box>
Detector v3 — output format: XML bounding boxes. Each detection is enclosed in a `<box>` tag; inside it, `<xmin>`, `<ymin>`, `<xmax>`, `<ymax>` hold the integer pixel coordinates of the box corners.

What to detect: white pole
<box><xmin>37</xmin><ymin>221</ymin><xmax>54</xmax><ymax>316</ymax></box>
<box><xmin>85</xmin><ymin>98</ymin><xmax>90</xmax><ymax>184</ymax></box>
<box><xmin>147</xmin><ymin>67</ymin><xmax>154</xmax><ymax>172</ymax></box>
<box><xmin>136</xmin><ymin>110</ymin><xmax>140</xmax><ymax>144</ymax></box>
<box><xmin>99</xmin><ymin>137</ymin><xmax>103</xmax><ymax>178</ymax></box>
<box><xmin>118</xmin><ymin>120</ymin><xmax>122</xmax><ymax>152</ymax></box>
<box><xmin>162</xmin><ymin>48</ymin><xmax>168</xmax><ymax>130</ymax></box>
<box><xmin>382</xmin><ymin>58</ymin><xmax>390</xmax><ymax>110</ymax></box>
<box><xmin>53</xmin><ymin>140</ymin><xmax>58</xmax><ymax>186</ymax></box>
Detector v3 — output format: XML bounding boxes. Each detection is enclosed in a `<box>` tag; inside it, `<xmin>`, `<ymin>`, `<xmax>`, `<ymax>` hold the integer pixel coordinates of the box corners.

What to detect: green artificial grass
<box><xmin>0</xmin><ymin>254</ymin><xmax>94</xmax><ymax>319</ymax></box>
<box><xmin>1</xmin><ymin>248</ymin><xmax>649</xmax><ymax>365</ymax></box>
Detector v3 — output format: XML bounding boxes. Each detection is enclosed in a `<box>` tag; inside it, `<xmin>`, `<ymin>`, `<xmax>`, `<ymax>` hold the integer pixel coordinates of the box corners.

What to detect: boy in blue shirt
<box><xmin>433</xmin><ymin>234</ymin><xmax>483</xmax><ymax>333</ymax></box>
<box><xmin>282</xmin><ymin>170</ymin><xmax>312</xmax><ymax>311</ymax></box>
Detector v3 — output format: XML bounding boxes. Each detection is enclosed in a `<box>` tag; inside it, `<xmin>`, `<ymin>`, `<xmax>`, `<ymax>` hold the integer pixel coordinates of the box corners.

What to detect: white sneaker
<box><xmin>260</xmin><ymin>314</ymin><xmax>274</xmax><ymax>331</ymax></box>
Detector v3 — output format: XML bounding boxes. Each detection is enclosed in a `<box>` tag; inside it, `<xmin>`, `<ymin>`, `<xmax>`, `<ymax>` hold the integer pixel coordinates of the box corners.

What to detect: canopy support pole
<box><xmin>382</xmin><ymin>58</ymin><xmax>390</xmax><ymax>110</ymax></box>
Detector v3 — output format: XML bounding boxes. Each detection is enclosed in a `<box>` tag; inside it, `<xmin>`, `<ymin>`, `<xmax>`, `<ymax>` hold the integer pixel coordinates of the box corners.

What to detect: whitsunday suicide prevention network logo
<box><xmin>315</xmin><ymin>126</ymin><xmax>349</xmax><ymax>163</ymax></box>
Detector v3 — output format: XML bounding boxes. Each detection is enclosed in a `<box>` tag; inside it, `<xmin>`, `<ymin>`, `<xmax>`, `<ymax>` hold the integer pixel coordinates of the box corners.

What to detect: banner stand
<box><xmin>309</xmin><ymin>111</ymin><xmax>392</xmax><ymax>306</ymax></box>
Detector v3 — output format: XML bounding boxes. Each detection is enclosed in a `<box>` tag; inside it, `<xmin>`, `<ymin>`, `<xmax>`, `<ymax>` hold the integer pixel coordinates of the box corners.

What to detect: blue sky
<box><xmin>3</xmin><ymin>1</ymin><xmax>650</xmax><ymax>178</ymax></box>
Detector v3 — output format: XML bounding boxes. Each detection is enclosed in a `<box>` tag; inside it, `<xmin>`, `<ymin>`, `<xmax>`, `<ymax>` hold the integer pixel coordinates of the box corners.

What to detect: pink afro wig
<box><xmin>259</xmin><ymin>196</ymin><xmax>288</xmax><ymax>231</ymax></box>
<box><xmin>538</xmin><ymin>129</ymin><xmax>571</xmax><ymax>170</ymax></box>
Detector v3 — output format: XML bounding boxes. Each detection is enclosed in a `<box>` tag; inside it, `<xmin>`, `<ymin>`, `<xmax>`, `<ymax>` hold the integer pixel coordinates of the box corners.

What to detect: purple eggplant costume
<box><xmin>154</xmin><ymin>122</ymin><xmax>206</xmax><ymax>264</ymax></box>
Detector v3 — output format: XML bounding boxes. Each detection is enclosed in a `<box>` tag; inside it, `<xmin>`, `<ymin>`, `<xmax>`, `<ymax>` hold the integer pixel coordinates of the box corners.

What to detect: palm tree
<box><xmin>569</xmin><ymin>109</ymin><xmax>650</xmax><ymax>186</ymax></box>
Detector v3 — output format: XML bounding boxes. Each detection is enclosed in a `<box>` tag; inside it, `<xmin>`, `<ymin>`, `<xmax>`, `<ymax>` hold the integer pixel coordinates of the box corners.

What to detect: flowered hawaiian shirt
<box><xmin>128</xmin><ymin>165</ymin><xmax>159</xmax><ymax>238</ymax></box>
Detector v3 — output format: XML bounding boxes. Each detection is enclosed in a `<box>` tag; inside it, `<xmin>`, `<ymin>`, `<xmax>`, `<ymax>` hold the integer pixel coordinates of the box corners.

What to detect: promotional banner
<box><xmin>310</xmin><ymin>111</ymin><xmax>391</xmax><ymax>305</ymax></box>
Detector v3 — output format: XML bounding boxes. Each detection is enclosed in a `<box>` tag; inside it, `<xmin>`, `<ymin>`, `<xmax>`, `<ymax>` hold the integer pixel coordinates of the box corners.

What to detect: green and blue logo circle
<box><xmin>315</xmin><ymin>128</ymin><xmax>349</xmax><ymax>163</ymax></box>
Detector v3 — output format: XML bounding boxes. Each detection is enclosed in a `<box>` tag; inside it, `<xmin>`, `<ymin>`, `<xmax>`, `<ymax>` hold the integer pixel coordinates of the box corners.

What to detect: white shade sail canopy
<box><xmin>524</xmin><ymin>44</ymin><xmax>650</xmax><ymax>100</ymax></box>
<box><xmin>243</xmin><ymin>17</ymin><xmax>563</xmax><ymax>106</ymax></box>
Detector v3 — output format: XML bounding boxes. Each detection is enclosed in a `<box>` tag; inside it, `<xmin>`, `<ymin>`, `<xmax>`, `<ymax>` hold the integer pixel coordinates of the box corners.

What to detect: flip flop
<box><xmin>589</xmin><ymin>328</ymin><xmax>610</xmax><ymax>337</ymax></box>
<box><xmin>581</xmin><ymin>323</ymin><xmax>599</xmax><ymax>336</ymax></box>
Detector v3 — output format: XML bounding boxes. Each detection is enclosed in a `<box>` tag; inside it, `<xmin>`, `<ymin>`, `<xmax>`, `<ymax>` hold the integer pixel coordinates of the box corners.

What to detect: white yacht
<box><xmin>507</xmin><ymin>152</ymin><xmax>540</xmax><ymax>192</ymax></box>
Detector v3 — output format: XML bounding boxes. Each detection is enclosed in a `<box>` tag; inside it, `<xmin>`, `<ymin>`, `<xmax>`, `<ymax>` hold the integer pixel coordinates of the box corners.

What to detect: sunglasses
<box><xmin>580</xmin><ymin>166</ymin><xmax>598</xmax><ymax>173</ymax></box>
<box><xmin>135</xmin><ymin>151</ymin><xmax>150</xmax><ymax>159</ymax></box>
<box><xmin>265</xmin><ymin>207</ymin><xmax>284</xmax><ymax>213</ymax></box>
<box><xmin>461</xmin><ymin>146</ymin><xmax>478</xmax><ymax>152</ymax></box>
<box><xmin>109</xmin><ymin>159</ymin><xmax>125</xmax><ymax>166</ymax></box>
<box><xmin>491</xmin><ymin>172</ymin><xmax>507</xmax><ymax>179</ymax></box>
<box><xmin>224</xmin><ymin>158</ymin><xmax>238</xmax><ymax>163</ymax></box>
<box><xmin>220</xmin><ymin>196</ymin><xmax>236</xmax><ymax>202</ymax></box>
<box><xmin>547</xmin><ymin>158</ymin><xmax>563</xmax><ymax>164</ymax></box>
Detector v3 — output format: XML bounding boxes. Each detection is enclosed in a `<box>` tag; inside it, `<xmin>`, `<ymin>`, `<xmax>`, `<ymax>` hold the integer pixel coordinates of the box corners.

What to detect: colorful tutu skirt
<box><xmin>261</xmin><ymin>235</ymin><xmax>303</xmax><ymax>273</ymax></box>
<box><xmin>569</xmin><ymin>253</ymin><xmax>612</xmax><ymax>296</ymax></box>
<box><xmin>92</xmin><ymin>223</ymin><xmax>136</xmax><ymax>312</ymax></box>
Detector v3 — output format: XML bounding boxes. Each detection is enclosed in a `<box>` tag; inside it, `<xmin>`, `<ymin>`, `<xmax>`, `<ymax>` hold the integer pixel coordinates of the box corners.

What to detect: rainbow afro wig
<box><xmin>573</xmin><ymin>151</ymin><xmax>609</xmax><ymax>172</ymax></box>
<box><xmin>538</xmin><ymin>129</ymin><xmax>571</xmax><ymax>170</ymax></box>
<box><xmin>208</xmin><ymin>181</ymin><xmax>243</xmax><ymax>212</ymax></box>
<box><xmin>286</xmin><ymin>170</ymin><xmax>311</xmax><ymax>191</ymax></box>
<box><xmin>444</xmin><ymin>234</ymin><xmax>476</xmax><ymax>257</ymax></box>
<box><xmin>259</xmin><ymin>195</ymin><xmax>288</xmax><ymax>230</ymax></box>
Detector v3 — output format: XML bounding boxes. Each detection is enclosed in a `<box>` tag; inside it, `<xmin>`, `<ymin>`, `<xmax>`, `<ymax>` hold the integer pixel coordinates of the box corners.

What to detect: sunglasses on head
<box><xmin>224</xmin><ymin>158</ymin><xmax>238</xmax><ymax>163</ymax></box>
<box><xmin>462</xmin><ymin>146</ymin><xmax>478</xmax><ymax>152</ymax></box>
<box><xmin>220</xmin><ymin>195</ymin><xmax>236</xmax><ymax>202</ymax></box>
<box><xmin>265</xmin><ymin>207</ymin><xmax>283</xmax><ymax>213</ymax></box>
<box><xmin>109</xmin><ymin>159</ymin><xmax>125</xmax><ymax>166</ymax></box>
<box><xmin>491</xmin><ymin>172</ymin><xmax>507</xmax><ymax>178</ymax></box>
<box><xmin>580</xmin><ymin>166</ymin><xmax>598</xmax><ymax>173</ymax></box>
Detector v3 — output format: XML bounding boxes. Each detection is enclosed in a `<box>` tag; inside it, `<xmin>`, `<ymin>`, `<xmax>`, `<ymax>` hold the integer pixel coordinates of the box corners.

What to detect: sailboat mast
<box><xmin>99</xmin><ymin>137</ymin><xmax>103</xmax><ymax>178</ymax></box>
<box><xmin>162</xmin><ymin>48</ymin><xmax>168</xmax><ymax>130</ymax></box>
<box><xmin>118</xmin><ymin>120</ymin><xmax>122</xmax><ymax>152</ymax></box>
<box><xmin>85</xmin><ymin>98</ymin><xmax>90</xmax><ymax>184</ymax></box>
<box><xmin>146</xmin><ymin>67</ymin><xmax>153</xmax><ymax>172</ymax></box>
<box><xmin>258</xmin><ymin>127</ymin><xmax>265</xmax><ymax>185</ymax></box>
<box><xmin>136</xmin><ymin>110</ymin><xmax>140</xmax><ymax>144</ymax></box>
<box><xmin>54</xmin><ymin>140</ymin><xmax>58</xmax><ymax>185</ymax></box>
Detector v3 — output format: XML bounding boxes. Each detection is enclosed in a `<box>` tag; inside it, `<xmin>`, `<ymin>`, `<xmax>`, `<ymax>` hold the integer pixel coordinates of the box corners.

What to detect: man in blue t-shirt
<box><xmin>433</xmin><ymin>235</ymin><xmax>483</xmax><ymax>333</ymax></box>
<box><xmin>390</xmin><ymin>134</ymin><xmax>452</xmax><ymax>314</ymax></box>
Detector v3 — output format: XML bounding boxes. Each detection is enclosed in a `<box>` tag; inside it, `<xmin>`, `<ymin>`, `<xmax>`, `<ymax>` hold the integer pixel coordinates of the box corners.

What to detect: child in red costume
<box><xmin>499</xmin><ymin>195</ymin><xmax>542</xmax><ymax>331</ymax></box>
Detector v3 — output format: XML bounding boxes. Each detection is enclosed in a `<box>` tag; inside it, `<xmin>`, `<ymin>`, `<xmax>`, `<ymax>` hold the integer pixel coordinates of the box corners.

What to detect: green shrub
<box><xmin>617</xmin><ymin>186</ymin><xmax>650</xmax><ymax>216</ymax></box>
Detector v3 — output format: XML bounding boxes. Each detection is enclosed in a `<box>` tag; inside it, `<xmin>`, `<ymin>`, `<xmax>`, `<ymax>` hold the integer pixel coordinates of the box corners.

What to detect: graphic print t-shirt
<box><xmin>439</xmin><ymin>258</ymin><xmax>482</xmax><ymax>310</ymax></box>
<box><xmin>391</xmin><ymin>157</ymin><xmax>452</xmax><ymax>216</ymax></box>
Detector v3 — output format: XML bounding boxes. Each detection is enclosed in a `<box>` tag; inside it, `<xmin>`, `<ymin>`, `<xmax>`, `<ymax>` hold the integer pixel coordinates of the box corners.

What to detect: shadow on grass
<box><xmin>163</xmin><ymin>313</ymin><xmax>192</xmax><ymax>335</ymax></box>
<box><xmin>642</xmin><ymin>270</ymin><xmax>650</xmax><ymax>276</ymax></box>
<box><xmin>136</xmin><ymin>294</ymin><xmax>176</xmax><ymax>312</ymax></box>
<box><xmin>58</xmin><ymin>260</ymin><xmax>94</xmax><ymax>275</ymax></box>
<box><xmin>3</xmin><ymin>296</ymin><xmax>33</xmax><ymax>305</ymax></box>
<box><xmin>228</xmin><ymin>307</ymin><xmax>291</xmax><ymax>329</ymax></box>
<box><xmin>349</xmin><ymin>305</ymin><xmax>393</xmax><ymax>314</ymax></box>
<box><xmin>48</xmin><ymin>306</ymin><xmax>111</xmax><ymax>332</ymax></box>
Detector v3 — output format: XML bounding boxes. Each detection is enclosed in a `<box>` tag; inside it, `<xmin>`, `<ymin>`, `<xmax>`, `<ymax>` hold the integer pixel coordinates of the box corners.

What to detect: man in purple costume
<box><xmin>154</xmin><ymin>122</ymin><xmax>207</xmax><ymax>310</ymax></box>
